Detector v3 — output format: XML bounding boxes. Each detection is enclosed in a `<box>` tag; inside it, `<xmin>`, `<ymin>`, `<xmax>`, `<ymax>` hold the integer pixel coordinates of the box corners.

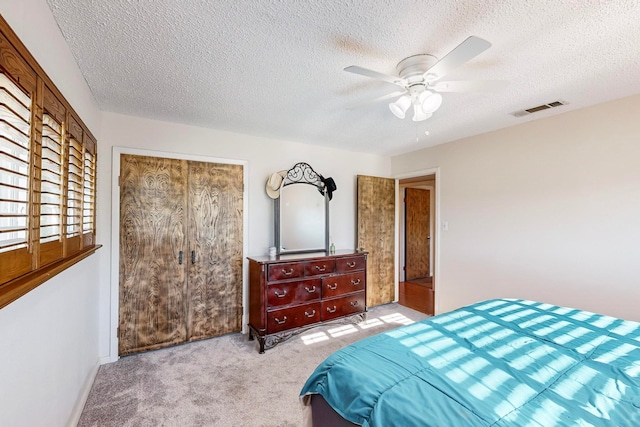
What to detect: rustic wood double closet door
<box><xmin>119</xmin><ymin>154</ymin><xmax>243</xmax><ymax>356</ymax></box>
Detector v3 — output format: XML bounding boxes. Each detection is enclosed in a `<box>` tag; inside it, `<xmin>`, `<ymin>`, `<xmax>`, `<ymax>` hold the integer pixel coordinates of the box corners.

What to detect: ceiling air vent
<box><xmin>511</xmin><ymin>100</ymin><xmax>568</xmax><ymax>117</ymax></box>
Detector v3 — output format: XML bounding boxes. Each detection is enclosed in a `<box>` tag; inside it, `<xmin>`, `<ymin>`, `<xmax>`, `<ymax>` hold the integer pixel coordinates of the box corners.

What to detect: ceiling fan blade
<box><xmin>432</xmin><ymin>80</ymin><xmax>507</xmax><ymax>92</ymax></box>
<box><xmin>423</xmin><ymin>36</ymin><xmax>492</xmax><ymax>82</ymax></box>
<box><xmin>344</xmin><ymin>65</ymin><xmax>406</xmax><ymax>87</ymax></box>
<box><xmin>346</xmin><ymin>90</ymin><xmax>407</xmax><ymax>110</ymax></box>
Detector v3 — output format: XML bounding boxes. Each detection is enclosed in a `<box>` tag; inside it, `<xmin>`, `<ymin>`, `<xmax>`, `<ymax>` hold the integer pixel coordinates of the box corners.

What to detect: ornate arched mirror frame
<box><xmin>274</xmin><ymin>162</ymin><xmax>330</xmax><ymax>255</ymax></box>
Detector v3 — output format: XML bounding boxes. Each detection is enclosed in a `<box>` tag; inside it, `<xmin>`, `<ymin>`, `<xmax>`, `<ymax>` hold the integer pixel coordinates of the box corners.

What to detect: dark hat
<box><xmin>321</xmin><ymin>176</ymin><xmax>337</xmax><ymax>200</ymax></box>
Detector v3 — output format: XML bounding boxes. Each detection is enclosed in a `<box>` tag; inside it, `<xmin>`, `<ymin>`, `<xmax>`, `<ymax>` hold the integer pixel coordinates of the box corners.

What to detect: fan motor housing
<box><xmin>396</xmin><ymin>54</ymin><xmax>438</xmax><ymax>81</ymax></box>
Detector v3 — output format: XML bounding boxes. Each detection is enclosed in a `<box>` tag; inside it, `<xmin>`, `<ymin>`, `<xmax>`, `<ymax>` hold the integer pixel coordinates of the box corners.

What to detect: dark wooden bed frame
<box><xmin>308</xmin><ymin>394</ymin><xmax>358</xmax><ymax>427</ymax></box>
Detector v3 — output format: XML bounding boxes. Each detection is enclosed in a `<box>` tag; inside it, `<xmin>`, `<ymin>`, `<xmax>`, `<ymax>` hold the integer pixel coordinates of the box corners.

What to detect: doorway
<box><xmin>398</xmin><ymin>174</ymin><xmax>436</xmax><ymax>315</ymax></box>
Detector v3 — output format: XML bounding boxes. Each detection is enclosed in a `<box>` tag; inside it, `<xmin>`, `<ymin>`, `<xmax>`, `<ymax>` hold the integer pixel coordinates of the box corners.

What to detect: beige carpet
<box><xmin>78</xmin><ymin>303</ymin><xmax>428</xmax><ymax>427</ymax></box>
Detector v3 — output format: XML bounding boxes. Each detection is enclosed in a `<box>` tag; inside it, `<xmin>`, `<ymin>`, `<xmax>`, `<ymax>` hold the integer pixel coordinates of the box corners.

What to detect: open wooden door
<box><xmin>405</xmin><ymin>188</ymin><xmax>430</xmax><ymax>281</ymax></box>
<box><xmin>357</xmin><ymin>175</ymin><xmax>395</xmax><ymax>307</ymax></box>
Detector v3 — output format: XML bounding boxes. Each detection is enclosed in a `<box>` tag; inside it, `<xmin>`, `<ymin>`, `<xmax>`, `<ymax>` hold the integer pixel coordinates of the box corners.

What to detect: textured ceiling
<box><xmin>46</xmin><ymin>0</ymin><xmax>640</xmax><ymax>156</ymax></box>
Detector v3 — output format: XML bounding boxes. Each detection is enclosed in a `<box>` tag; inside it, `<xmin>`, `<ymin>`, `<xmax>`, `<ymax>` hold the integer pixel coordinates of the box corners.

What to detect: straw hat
<box><xmin>265</xmin><ymin>170</ymin><xmax>287</xmax><ymax>199</ymax></box>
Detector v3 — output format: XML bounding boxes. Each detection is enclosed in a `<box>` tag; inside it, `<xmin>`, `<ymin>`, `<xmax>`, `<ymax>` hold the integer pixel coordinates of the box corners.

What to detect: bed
<box><xmin>300</xmin><ymin>298</ymin><xmax>640</xmax><ymax>426</ymax></box>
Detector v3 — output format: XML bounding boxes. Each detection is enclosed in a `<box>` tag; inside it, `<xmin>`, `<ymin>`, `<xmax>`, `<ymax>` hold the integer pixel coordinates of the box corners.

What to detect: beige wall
<box><xmin>392</xmin><ymin>95</ymin><xmax>640</xmax><ymax>321</ymax></box>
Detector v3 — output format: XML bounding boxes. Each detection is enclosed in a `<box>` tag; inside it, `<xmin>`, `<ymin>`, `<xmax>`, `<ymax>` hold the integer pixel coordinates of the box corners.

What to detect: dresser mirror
<box><xmin>274</xmin><ymin>162</ymin><xmax>330</xmax><ymax>255</ymax></box>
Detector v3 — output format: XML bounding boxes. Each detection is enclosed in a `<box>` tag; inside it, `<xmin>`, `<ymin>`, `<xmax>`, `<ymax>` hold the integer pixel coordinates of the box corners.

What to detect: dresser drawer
<box><xmin>322</xmin><ymin>272</ymin><xmax>365</xmax><ymax>298</ymax></box>
<box><xmin>267</xmin><ymin>278</ymin><xmax>321</xmax><ymax>308</ymax></box>
<box><xmin>267</xmin><ymin>302</ymin><xmax>321</xmax><ymax>333</ymax></box>
<box><xmin>268</xmin><ymin>262</ymin><xmax>305</xmax><ymax>281</ymax></box>
<box><xmin>336</xmin><ymin>255</ymin><xmax>365</xmax><ymax>273</ymax></box>
<box><xmin>321</xmin><ymin>293</ymin><xmax>365</xmax><ymax>321</ymax></box>
<box><xmin>304</xmin><ymin>259</ymin><xmax>336</xmax><ymax>276</ymax></box>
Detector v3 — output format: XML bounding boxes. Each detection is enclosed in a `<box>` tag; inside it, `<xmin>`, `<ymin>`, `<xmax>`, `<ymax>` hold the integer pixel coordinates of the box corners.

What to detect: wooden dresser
<box><xmin>247</xmin><ymin>251</ymin><xmax>367</xmax><ymax>353</ymax></box>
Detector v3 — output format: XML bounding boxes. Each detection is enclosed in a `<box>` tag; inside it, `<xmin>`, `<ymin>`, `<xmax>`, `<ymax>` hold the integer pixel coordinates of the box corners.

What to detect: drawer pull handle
<box><xmin>281</xmin><ymin>268</ymin><xmax>294</xmax><ymax>276</ymax></box>
<box><xmin>326</xmin><ymin>306</ymin><xmax>337</xmax><ymax>313</ymax></box>
<box><xmin>305</xmin><ymin>309</ymin><xmax>316</xmax><ymax>318</ymax></box>
<box><xmin>305</xmin><ymin>286</ymin><xmax>317</xmax><ymax>293</ymax></box>
<box><xmin>347</xmin><ymin>261</ymin><xmax>356</xmax><ymax>268</ymax></box>
<box><xmin>327</xmin><ymin>283</ymin><xmax>338</xmax><ymax>290</ymax></box>
<box><xmin>350</xmin><ymin>301</ymin><xmax>359</xmax><ymax>307</ymax></box>
<box><xmin>274</xmin><ymin>290</ymin><xmax>287</xmax><ymax>298</ymax></box>
<box><xmin>315</xmin><ymin>264</ymin><xmax>327</xmax><ymax>272</ymax></box>
<box><xmin>274</xmin><ymin>316</ymin><xmax>287</xmax><ymax>325</ymax></box>
<box><xmin>351</xmin><ymin>278</ymin><xmax>361</xmax><ymax>285</ymax></box>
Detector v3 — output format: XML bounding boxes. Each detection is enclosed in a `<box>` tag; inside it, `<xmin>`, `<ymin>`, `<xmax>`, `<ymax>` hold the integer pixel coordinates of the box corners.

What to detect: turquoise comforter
<box><xmin>300</xmin><ymin>299</ymin><xmax>640</xmax><ymax>426</ymax></box>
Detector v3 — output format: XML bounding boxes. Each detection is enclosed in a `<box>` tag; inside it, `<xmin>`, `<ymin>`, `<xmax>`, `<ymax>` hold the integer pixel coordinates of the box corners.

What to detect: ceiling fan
<box><xmin>344</xmin><ymin>36</ymin><xmax>503</xmax><ymax>121</ymax></box>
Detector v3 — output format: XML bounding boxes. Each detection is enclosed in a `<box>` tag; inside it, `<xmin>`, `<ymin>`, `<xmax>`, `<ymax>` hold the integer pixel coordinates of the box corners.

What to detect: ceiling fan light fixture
<box><xmin>412</xmin><ymin>105</ymin><xmax>432</xmax><ymax>122</ymax></box>
<box><xmin>345</xmin><ymin>36</ymin><xmax>497</xmax><ymax>123</ymax></box>
<box><xmin>389</xmin><ymin>95</ymin><xmax>411</xmax><ymax>119</ymax></box>
<box><xmin>421</xmin><ymin>92</ymin><xmax>443</xmax><ymax>114</ymax></box>
<box><xmin>417</xmin><ymin>89</ymin><xmax>432</xmax><ymax>104</ymax></box>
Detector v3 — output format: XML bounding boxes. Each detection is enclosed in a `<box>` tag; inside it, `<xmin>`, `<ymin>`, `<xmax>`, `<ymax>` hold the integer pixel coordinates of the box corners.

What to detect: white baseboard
<box><xmin>67</xmin><ymin>359</ymin><xmax>100</xmax><ymax>427</ymax></box>
<box><xmin>100</xmin><ymin>354</ymin><xmax>118</xmax><ymax>364</ymax></box>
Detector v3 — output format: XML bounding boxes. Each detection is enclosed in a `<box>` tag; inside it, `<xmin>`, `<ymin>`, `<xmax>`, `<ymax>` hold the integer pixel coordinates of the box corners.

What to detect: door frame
<box><xmin>393</xmin><ymin>167</ymin><xmax>440</xmax><ymax>315</ymax></box>
<box><xmin>109</xmin><ymin>147</ymin><xmax>249</xmax><ymax>363</ymax></box>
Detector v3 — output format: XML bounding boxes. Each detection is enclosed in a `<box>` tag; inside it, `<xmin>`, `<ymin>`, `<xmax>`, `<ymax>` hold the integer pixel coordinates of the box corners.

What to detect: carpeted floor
<box><xmin>78</xmin><ymin>303</ymin><xmax>428</xmax><ymax>427</ymax></box>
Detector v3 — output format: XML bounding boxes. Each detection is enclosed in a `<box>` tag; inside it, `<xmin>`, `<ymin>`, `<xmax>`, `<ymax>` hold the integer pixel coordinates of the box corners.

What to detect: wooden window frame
<box><xmin>0</xmin><ymin>16</ymin><xmax>100</xmax><ymax>309</ymax></box>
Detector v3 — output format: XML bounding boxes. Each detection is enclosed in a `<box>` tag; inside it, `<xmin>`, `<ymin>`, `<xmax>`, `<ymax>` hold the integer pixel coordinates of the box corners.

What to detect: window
<box><xmin>40</xmin><ymin>112</ymin><xmax>63</xmax><ymax>245</ymax></box>
<box><xmin>0</xmin><ymin>18</ymin><xmax>99</xmax><ymax>308</ymax></box>
<box><xmin>65</xmin><ymin>118</ymin><xmax>84</xmax><ymax>255</ymax></box>
<box><xmin>82</xmin><ymin>142</ymin><xmax>96</xmax><ymax>245</ymax></box>
<box><xmin>0</xmin><ymin>70</ymin><xmax>31</xmax><ymax>255</ymax></box>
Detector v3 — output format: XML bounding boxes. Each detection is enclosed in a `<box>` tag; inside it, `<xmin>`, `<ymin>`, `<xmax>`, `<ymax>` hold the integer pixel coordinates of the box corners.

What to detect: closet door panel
<box><xmin>119</xmin><ymin>154</ymin><xmax>188</xmax><ymax>355</ymax></box>
<box><xmin>186</xmin><ymin>161</ymin><xmax>243</xmax><ymax>341</ymax></box>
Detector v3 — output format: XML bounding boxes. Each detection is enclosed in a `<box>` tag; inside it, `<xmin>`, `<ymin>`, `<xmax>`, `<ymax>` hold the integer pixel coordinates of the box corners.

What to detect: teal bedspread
<box><xmin>300</xmin><ymin>299</ymin><xmax>640</xmax><ymax>426</ymax></box>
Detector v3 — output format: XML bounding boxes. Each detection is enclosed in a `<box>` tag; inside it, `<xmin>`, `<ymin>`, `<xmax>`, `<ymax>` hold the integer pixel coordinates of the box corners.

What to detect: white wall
<box><xmin>0</xmin><ymin>261</ymin><xmax>101</xmax><ymax>426</ymax></box>
<box><xmin>0</xmin><ymin>1</ymin><xmax>102</xmax><ymax>426</ymax></box>
<box><xmin>98</xmin><ymin>112</ymin><xmax>390</xmax><ymax>361</ymax></box>
<box><xmin>391</xmin><ymin>95</ymin><xmax>640</xmax><ymax>322</ymax></box>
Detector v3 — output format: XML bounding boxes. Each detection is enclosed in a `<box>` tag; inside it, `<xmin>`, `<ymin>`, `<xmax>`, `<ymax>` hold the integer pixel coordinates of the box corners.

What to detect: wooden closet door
<box><xmin>357</xmin><ymin>175</ymin><xmax>395</xmax><ymax>307</ymax></box>
<box><xmin>186</xmin><ymin>161</ymin><xmax>243</xmax><ymax>341</ymax></box>
<box><xmin>119</xmin><ymin>154</ymin><xmax>188</xmax><ymax>355</ymax></box>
